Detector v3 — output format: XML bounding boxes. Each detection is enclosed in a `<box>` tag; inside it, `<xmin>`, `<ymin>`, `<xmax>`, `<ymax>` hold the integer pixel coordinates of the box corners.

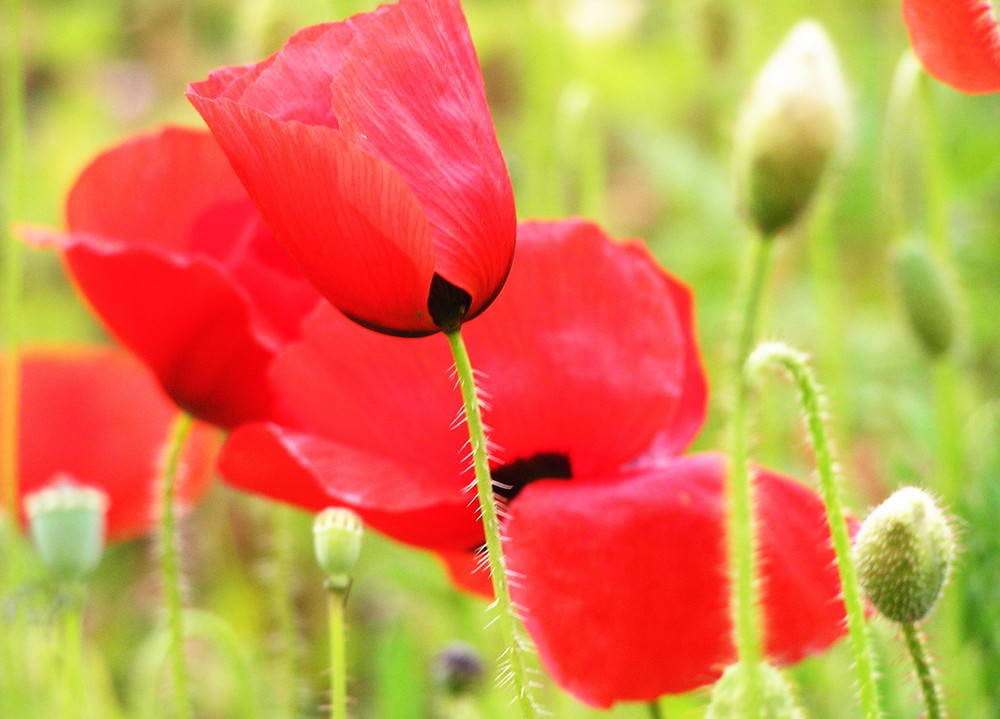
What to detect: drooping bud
<box><xmin>24</xmin><ymin>476</ymin><xmax>108</xmax><ymax>584</ymax></box>
<box><xmin>433</xmin><ymin>641</ymin><xmax>486</xmax><ymax>697</ymax></box>
<box><xmin>707</xmin><ymin>663</ymin><xmax>806</xmax><ymax>719</ymax></box>
<box><xmin>892</xmin><ymin>243</ymin><xmax>956</xmax><ymax>357</ymax></box>
<box><xmin>313</xmin><ymin>507</ymin><xmax>363</xmax><ymax>592</ymax></box>
<box><xmin>853</xmin><ymin>487</ymin><xmax>955</xmax><ymax>623</ymax></box>
<box><xmin>735</xmin><ymin>20</ymin><xmax>849</xmax><ymax>237</ymax></box>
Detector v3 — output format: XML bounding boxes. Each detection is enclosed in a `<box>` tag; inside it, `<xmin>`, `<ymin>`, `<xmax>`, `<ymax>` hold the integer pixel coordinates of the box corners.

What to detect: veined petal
<box><xmin>12</xmin><ymin>346</ymin><xmax>219</xmax><ymax>541</ymax></box>
<box><xmin>331</xmin><ymin>0</ymin><xmax>515</xmax><ymax>314</ymax></box>
<box><xmin>504</xmin><ymin>453</ymin><xmax>849</xmax><ymax>707</ymax></box>
<box><xmin>902</xmin><ymin>0</ymin><xmax>1000</xmax><ymax>93</ymax></box>
<box><xmin>219</xmin><ymin>423</ymin><xmax>481</xmax><ymax>550</ymax></box>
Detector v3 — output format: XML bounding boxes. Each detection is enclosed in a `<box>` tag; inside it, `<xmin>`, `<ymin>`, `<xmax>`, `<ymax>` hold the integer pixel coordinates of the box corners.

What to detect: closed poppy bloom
<box><xmin>219</xmin><ymin>219</ymin><xmax>851</xmax><ymax>706</ymax></box>
<box><xmin>902</xmin><ymin>0</ymin><xmax>1000</xmax><ymax>93</ymax></box>
<box><xmin>187</xmin><ymin>0</ymin><xmax>515</xmax><ymax>337</ymax></box>
<box><xmin>9</xmin><ymin>346</ymin><xmax>218</xmax><ymax>541</ymax></box>
<box><xmin>24</xmin><ymin>127</ymin><xmax>322</xmax><ymax>428</ymax></box>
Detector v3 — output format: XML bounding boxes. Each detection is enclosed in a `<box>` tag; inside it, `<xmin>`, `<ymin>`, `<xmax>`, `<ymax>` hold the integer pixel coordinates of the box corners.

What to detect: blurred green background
<box><xmin>4</xmin><ymin>0</ymin><xmax>1000</xmax><ymax>716</ymax></box>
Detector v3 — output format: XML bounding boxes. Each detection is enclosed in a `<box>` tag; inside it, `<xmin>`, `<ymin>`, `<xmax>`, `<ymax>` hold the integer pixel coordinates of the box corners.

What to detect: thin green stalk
<box><xmin>746</xmin><ymin>342</ymin><xmax>883</xmax><ymax>719</ymax></box>
<box><xmin>160</xmin><ymin>412</ymin><xmax>195</xmax><ymax>719</ymax></box>
<box><xmin>726</xmin><ymin>235</ymin><xmax>775</xmax><ymax>716</ymax></box>
<box><xmin>902</xmin><ymin>623</ymin><xmax>944</xmax><ymax>719</ymax></box>
<box><xmin>647</xmin><ymin>700</ymin><xmax>664</xmax><ymax>719</ymax></box>
<box><xmin>444</xmin><ymin>328</ymin><xmax>541</xmax><ymax>719</ymax></box>
<box><xmin>328</xmin><ymin>590</ymin><xmax>347</xmax><ymax>719</ymax></box>
<box><xmin>270</xmin><ymin>505</ymin><xmax>300</xmax><ymax>719</ymax></box>
<box><xmin>1</xmin><ymin>0</ymin><xmax>25</xmax><ymax>523</ymax></box>
<box><xmin>62</xmin><ymin>588</ymin><xmax>86</xmax><ymax>718</ymax></box>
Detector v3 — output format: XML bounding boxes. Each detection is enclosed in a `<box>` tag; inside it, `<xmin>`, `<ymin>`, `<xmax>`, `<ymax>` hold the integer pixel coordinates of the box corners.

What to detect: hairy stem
<box><xmin>328</xmin><ymin>589</ymin><xmax>347</xmax><ymax>719</ymax></box>
<box><xmin>902</xmin><ymin>623</ymin><xmax>944</xmax><ymax>719</ymax></box>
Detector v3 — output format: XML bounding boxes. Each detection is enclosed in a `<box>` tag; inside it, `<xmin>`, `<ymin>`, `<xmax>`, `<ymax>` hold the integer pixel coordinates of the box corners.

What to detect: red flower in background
<box><xmin>902</xmin><ymin>0</ymin><xmax>1000</xmax><ymax>93</ymax></box>
<box><xmin>24</xmin><ymin>127</ymin><xmax>322</xmax><ymax>428</ymax></box>
<box><xmin>188</xmin><ymin>0</ymin><xmax>515</xmax><ymax>337</ymax></box>
<box><xmin>219</xmin><ymin>219</ymin><xmax>850</xmax><ymax>706</ymax></box>
<box><xmin>9</xmin><ymin>346</ymin><xmax>218</xmax><ymax>541</ymax></box>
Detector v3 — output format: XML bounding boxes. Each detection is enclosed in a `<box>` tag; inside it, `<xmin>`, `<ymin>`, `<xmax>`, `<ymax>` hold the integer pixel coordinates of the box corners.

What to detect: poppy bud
<box><xmin>313</xmin><ymin>507</ymin><xmax>363</xmax><ymax>592</ymax></box>
<box><xmin>892</xmin><ymin>243</ymin><xmax>955</xmax><ymax>357</ymax></box>
<box><xmin>433</xmin><ymin>641</ymin><xmax>486</xmax><ymax>697</ymax></box>
<box><xmin>853</xmin><ymin>487</ymin><xmax>955</xmax><ymax>623</ymax></box>
<box><xmin>735</xmin><ymin>20</ymin><xmax>848</xmax><ymax>237</ymax></box>
<box><xmin>706</xmin><ymin>663</ymin><xmax>806</xmax><ymax>719</ymax></box>
<box><xmin>25</xmin><ymin>476</ymin><xmax>108</xmax><ymax>584</ymax></box>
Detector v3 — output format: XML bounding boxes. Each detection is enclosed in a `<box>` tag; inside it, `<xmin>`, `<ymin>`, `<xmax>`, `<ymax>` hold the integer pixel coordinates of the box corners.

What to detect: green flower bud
<box><xmin>893</xmin><ymin>243</ymin><xmax>955</xmax><ymax>357</ymax></box>
<box><xmin>313</xmin><ymin>507</ymin><xmax>363</xmax><ymax>592</ymax></box>
<box><xmin>707</xmin><ymin>663</ymin><xmax>806</xmax><ymax>719</ymax></box>
<box><xmin>735</xmin><ymin>20</ymin><xmax>848</xmax><ymax>237</ymax></box>
<box><xmin>854</xmin><ymin>487</ymin><xmax>955</xmax><ymax>623</ymax></box>
<box><xmin>24</xmin><ymin>476</ymin><xmax>108</xmax><ymax>584</ymax></box>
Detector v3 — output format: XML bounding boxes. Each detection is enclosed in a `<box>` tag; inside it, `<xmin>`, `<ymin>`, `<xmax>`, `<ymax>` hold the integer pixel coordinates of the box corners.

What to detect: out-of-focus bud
<box><xmin>893</xmin><ymin>243</ymin><xmax>956</xmax><ymax>357</ymax></box>
<box><xmin>25</xmin><ymin>476</ymin><xmax>108</xmax><ymax>584</ymax></box>
<box><xmin>433</xmin><ymin>641</ymin><xmax>486</xmax><ymax>697</ymax></box>
<box><xmin>735</xmin><ymin>20</ymin><xmax>849</xmax><ymax>237</ymax></box>
<box><xmin>854</xmin><ymin>487</ymin><xmax>955</xmax><ymax>623</ymax></box>
<box><xmin>313</xmin><ymin>507</ymin><xmax>363</xmax><ymax>592</ymax></box>
<box><xmin>707</xmin><ymin>663</ymin><xmax>806</xmax><ymax>719</ymax></box>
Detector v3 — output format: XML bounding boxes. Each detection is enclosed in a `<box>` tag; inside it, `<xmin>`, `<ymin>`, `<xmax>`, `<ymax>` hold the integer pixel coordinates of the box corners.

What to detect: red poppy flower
<box><xmin>23</xmin><ymin>127</ymin><xmax>322</xmax><ymax>428</ymax></box>
<box><xmin>902</xmin><ymin>0</ymin><xmax>1000</xmax><ymax>93</ymax></box>
<box><xmin>187</xmin><ymin>0</ymin><xmax>515</xmax><ymax>337</ymax></box>
<box><xmin>218</xmin><ymin>219</ymin><xmax>851</xmax><ymax>705</ymax></box>
<box><xmin>9</xmin><ymin>346</ymin><xmax>218</xmax><ymax>541</ymax></box>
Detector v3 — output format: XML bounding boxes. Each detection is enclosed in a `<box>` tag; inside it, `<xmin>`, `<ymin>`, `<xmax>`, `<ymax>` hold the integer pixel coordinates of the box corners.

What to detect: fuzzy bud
<box><xmin>25</xmin><ymin>476</ymin><xmax>108</xmax><ymax>584</ymax></box>
<box><xmin>893</xmin><ymin>243</ymin><xmax>955</xmax><ymax>357</ymax></box>
<box><xmin>853</xmin><ymin>487</ymin><xmax>955</xmax><ymax>623</ymax></box>
<box><xmin>735</xmin><ymin>20</ymin><xmax>849</xmax><ymax>237</ymax></box>
<box><xmin>707</xmin><ymin>663</ymin><xmax>806</xmax><ymax>719</ymax></box>
<box><xmin>313</xmin><ymin>507</ymin><xmax>363</xmax><ymax>592</ymax></box>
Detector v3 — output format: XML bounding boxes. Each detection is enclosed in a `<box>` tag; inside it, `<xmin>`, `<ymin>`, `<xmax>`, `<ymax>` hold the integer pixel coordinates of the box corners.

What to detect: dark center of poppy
<box><xmin>428</xmin><ymin>273</ymin><xmax>472</xmax><ymax>330</ymax></box>
<box><xmin>491</xmin><ymin>452</ymin><xmax>573</xmax><ymax>503</ymax></box>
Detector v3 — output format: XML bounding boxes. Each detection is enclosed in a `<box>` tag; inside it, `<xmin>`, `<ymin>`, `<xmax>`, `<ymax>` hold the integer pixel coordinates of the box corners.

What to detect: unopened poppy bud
<box><xmin>853</xmin><ymin>487</ymin><xmax>955</xmax><ymax>623</ymax></box>
<box><xmin>707</xmin><ymin>663</ymin><xmax>806</xmax><ymax>719</ymax></box>
<box><xmin>25</xmin><ymin>476</ymin><xmax>108</xmax><ymax>584</ymax></box>
<box><xmin>313</xmin><ymin>507</ymin><xmax>363</xmax><ymax>592</ymax></box>
<box><xmin>735</xmin><ymin>20</ymin><xmax>848</xmax><ymax>237</ymax></box>
<box><xmin>433</xmin><ymin>641</ymin><xmax>486</xmax><ymax>697</ymax></box>
<box><xmin>893</xmin><ymin>243</ymin><xmax>955</xmax><ymax>357</ymax></box>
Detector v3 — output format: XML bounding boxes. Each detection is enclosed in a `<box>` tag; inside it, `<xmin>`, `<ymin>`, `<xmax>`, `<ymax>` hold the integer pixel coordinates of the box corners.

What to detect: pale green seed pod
<box><xmin>853</xmin><ymin>487</ymin><xmax>955</xmax><ymax>623</ymax></box>
<box><xmin>313</xmin><ymin>507</ymin><xmax>363</xmax><ymax>592</ymax></box>
<box><xmin>707</xmin><ymin>663</ymin><xmax>806</xmax><ymax>719</ymax></box>
<box><xmin>735</xmin><ymin>20</ymin><xmax>849</xmax><ymax>237</ymax></box>
<box><xmin>25</xmin><ymin>476</ymin><xmax>108</xmax><ymax>584</ymax></box>
<box><xmin>893</xmin><ymin>243</ymin><xmax>955</xmax><ymax>357</ymax></box>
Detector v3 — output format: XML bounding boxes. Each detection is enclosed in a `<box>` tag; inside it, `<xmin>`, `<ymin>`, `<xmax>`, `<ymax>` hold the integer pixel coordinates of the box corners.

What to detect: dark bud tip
<box><xmin>428</xmin><ymin>274</ymin><xmax>472</xmax><ymax>331</ymax></box>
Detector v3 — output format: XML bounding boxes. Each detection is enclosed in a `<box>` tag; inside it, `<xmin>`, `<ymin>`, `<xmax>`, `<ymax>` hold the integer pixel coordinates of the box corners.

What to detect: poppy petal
<box><xmin>13</xmin><ymin>346</ymin><xmax>219</xmax><ymax>541</ymax></box>
<box><xmin>219</xmin><ymin>423</ymin><xmax>481</xmax><ymax>550</ymax></box>
<box><xmin>902</xmin><ymin>0</ymin><xmax>1000</xmax><ymax>93</ymax></box>
<box><xmin>330</xmin><ymin>0</ymin><xmax>515</xmax><ymax>313</ymax></box>
<box><xmin>504</xmin><ymin>452</ymin><xmax>848</xmax><ymax>706</ymax></box>
<box><xmin>186</xmin><ymin>96</ymin><xmax>440</xmax><ymax>335</ymax></box>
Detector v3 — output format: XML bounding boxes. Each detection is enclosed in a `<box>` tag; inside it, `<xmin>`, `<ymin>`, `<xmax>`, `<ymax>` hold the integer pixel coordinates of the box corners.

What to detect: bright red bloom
<box><xmin>24</xmin><ymin>127</ymin><xmax>322</xmax><ymax>428</ymax></box>
<box><xmin>9</xmin><ymin>346</ymin><xmax>218</xmax><ymax>542</ymax></box>
<box><xmin>902</xmin><ymin>0</ymin><xmax>1000</xmax><ymax>93</ymax></box>
<box><xmin>219</xmin><ymin>219</ymin><xmax>851</xmax><ymax>706</ymax></box>
<box><xmin>187</xmin><ymin>0</ymin><xmax>515</xmax><ymax>337</ymax></box>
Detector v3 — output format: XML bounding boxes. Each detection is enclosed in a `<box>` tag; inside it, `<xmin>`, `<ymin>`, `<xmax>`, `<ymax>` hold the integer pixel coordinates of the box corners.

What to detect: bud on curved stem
<box><xmin>735</xmin><ymin>20</ymin><xmax>848</xmax><ymax>237</ymax></box>
<box><xmin>707</xmin><ymin>663</ymin><xmax>806</xmax><ymax>719</ymax></box>
<box><xmin>893</xmin><ymin>243</ymin><xmax>956</xmax><ymax>358</ymax></box>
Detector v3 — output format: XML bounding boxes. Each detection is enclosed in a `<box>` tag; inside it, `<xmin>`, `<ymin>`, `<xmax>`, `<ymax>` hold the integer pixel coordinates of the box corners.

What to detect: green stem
<box><xmin>328</xmin><ymin>589</ymin><xmax>347</xmax><ymax>719</ymax></box>
<box><xmin>0</xmin><ymin>0</ymin><xmax>25</xmax><ymax>523</ymax></box>
<box><xmin>270</xmin><ymin>505</ymin><xmax>300</xmax><ymax>719</ymax></box>
<box><xmin>902</xmin><ymin>623</ymin><xmax>944</xmax><ymax>719</ymax></box>
<box><xmin>647</xmin><ymin>700</ymin><xmax>664</xmax><ymax>719</ymax></box>
<box><xmin>726</xmin><ymin>235</ymin><xmax>775</xmax><ymax>715</ymax></box>
<box><xmin>746</xmin><ymin>342</ymin><xmax>883</xmax><ymax>719</ymax></box>
<box><xmin>444</xmin><ymin>328</ymin><xmax>540</xmax><ymax>719</ymax></box>
<box><xmin>62</xmin><ymin>587</ymin><xmax>86</xmax><ymax>717</ymax></box>
<box><xmin>160</xmin><ymin>412</ymin><xmax>195</xmax><ymax>719</ymax></box>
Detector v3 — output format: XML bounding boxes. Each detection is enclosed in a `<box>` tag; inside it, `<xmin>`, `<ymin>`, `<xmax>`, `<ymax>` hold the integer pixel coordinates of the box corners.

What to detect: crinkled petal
<box><xmin>219</xmin><ymin>423</ymin><xmax>481</xmax><ymax>550</ymax></box>
<box><xmin>504</xmin><ymin>452</ymin><xmax>849</xmax><ymax>707</ymax></box>
<box><xmin>331</xmin><ymin>0</ymin><xmax>515</xmax><ymax>314</ymax></box>
<box><xmin>12</xmin><ymin>346</ymin><xmax>219</xmax><ymax>542</ymax></box>
<box><xmin>902</xmin><ymin>0</ymin><xmax>1000</xmax><ymax>93</ymax></box>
